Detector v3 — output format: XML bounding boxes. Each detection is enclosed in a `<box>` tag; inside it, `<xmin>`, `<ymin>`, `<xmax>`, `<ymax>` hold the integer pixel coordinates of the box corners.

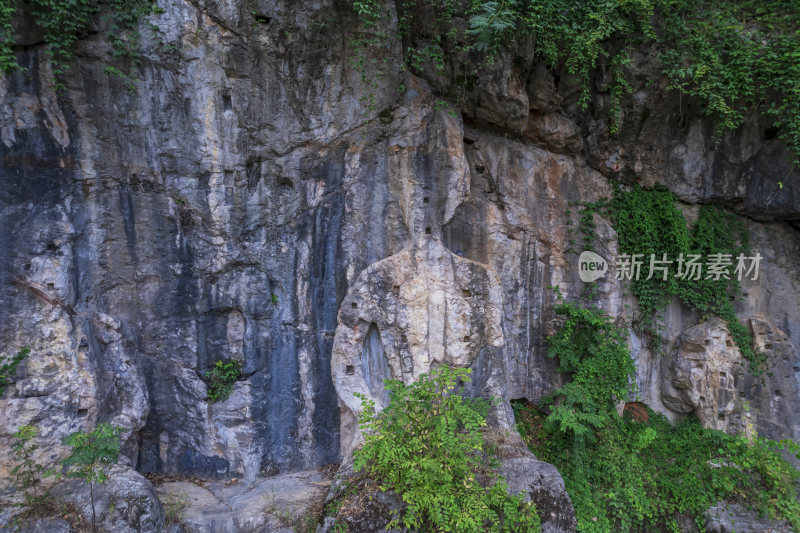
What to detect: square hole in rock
<box><xmin>346</xmin><ymin>365</ymin><xmax>355</xmax><ymax>376</ymax></box>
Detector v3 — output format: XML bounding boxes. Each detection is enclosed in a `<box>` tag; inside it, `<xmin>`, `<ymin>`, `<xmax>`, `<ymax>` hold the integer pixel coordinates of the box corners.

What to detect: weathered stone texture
<box><xmin>1</xmin><ymin>0</ymin><xmax>799</xmax><ymax>531</ymax></box>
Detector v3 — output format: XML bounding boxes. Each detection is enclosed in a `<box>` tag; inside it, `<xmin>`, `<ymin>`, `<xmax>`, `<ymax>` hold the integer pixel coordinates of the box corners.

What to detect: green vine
<box><xmin>347</xmin><ymin>0</ymin><xmax>800</xmax><ymax>163</ymax></box>
<box><xmin>0</xmin><ymin>0</ymin><xmax>15</xmax><ymax>73</ymax></box>
<box><xmin>346</xmin><ymin>0</ymin><xmax>476</xmax><ymax>116</ymax></box>
<box><xmin>0</xmin><ymin>0</ymin><xmax>160</xmax><ymax>90</ymax></box>
<box><xmin>0</xmin><ymin>346</ymin><xmax>28</xmax><ymax>395</ymax></box>
<box><xmin>580</xmin><ymin>185</ymin><xmax>764</xmax><ymax>372</ymax></box>
<box><xmin>540</xmin><ymin>287</ymin><xmax>635</xmax><ymax>458</ymax></box>
<box><xmin>659</xmin><ymin>0</ymin><xmax>800</xmax><ymax>159</ymax></box>
<box><xmin>347</xmin><ymin>0</ymin><xmax>389</xmax><ymax>114</ymax></box>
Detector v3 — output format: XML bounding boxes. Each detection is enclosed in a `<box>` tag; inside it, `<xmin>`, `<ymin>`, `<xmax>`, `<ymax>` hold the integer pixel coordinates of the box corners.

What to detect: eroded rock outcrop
<box><xmin>660</xmin><ymin>317</ymin><xmax>800</xmax><ymax>441</ymax></box>
<box><xmin>661</xmin><ymin>319</ymin><xmax>747</xmax><ymax>433</ymax></box>
<box><xmin>1</xmin><ymin>0</ymin><xmax>799</xmax><ymax>531</ymax></box>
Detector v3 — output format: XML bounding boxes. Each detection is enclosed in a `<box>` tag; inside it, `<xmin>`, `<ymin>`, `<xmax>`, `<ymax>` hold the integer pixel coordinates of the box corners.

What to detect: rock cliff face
<box><xmin>1</xmin><ymin>0</ymin><xmax>799</xmax><ymax>531</ymax></box>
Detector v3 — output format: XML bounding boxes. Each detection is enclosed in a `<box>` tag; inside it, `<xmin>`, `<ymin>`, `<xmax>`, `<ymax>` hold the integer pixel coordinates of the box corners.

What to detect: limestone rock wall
<box><xmin>0</xmin><ymin>0</ymin><xmax>799</xmax><ymax>503</ymax></box>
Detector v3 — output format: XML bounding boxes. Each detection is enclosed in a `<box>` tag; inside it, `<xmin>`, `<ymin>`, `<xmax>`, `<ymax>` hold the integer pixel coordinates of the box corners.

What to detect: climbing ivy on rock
<box><xmin>348</xmin><ymin>0</ymin><xmax>800</xmax><ymax>161</ymax></box>
<box><xmin>542</xmin><ymin>287</ymin><xmax>634</xmax><ymax>456</ymax></box>
<box><xmin>345</xmin><ymin>0</ymin><xmax>473</xmax><ymax>114</ymax></box>
<box><xmin>0</xmin><ymin>346</ymin><xmax>28</xmax><ymax>395</ymax></box>
<box><xmin>0</xmin><ymin>0</ymin><xmax>14</xmax><ymax>72</ymax></box>
<box><xmin>581</xmin><ymin>184</ymin><xmax>765</xmax><ymax>371</ymax></box>
<box><xmin>0</xmin><ymin>0</ymin><xmax>161</xmax><ymax>88</ymax></box>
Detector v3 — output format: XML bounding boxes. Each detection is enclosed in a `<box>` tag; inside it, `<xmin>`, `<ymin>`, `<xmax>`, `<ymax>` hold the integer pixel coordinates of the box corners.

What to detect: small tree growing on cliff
<box><xmin>62</xmin><ymin>423</ymin><xmax>124</xmax><ymax>532</ymax></box>
<box><xmin>11</xmin><ymin>424</ymin><xmax>54</xmax><ymax>506</ymax></box>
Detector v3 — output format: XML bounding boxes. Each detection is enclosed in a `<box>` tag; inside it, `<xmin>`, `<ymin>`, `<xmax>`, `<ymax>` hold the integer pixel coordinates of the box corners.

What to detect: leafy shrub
<box><xmin>354</xmin><ymin>365</ymin><xmax>540</xmax><ymax>532</ymax></box>
<box><xmin>11</xmin><ymin>425</ymin><xmax>54</xmax><ymax>506</ymax></box>
<box><xmin>518</xmin><ymin>292</ymin><xmax>800</xmax><ymax>532</ymax></box>
<box><xmin>542</xmin><ymin>288</ymin><xmax>635</xmax><ymax>453</ymax></box>
<box><xmin>0</xmin><ymin>346</ymin><xmax>28</xmax><ymax>395</ymax></box>
<box><xmin>62</xmin><ymin>423</ymin><xmax>124</xmax><ymax>532</ymax></box>
<box><xmin>206</xmin><ymin>359</ymin><xmax>241</xmax><ymax>403</ymax></box>
<box><xmin>518</xmin><ymin>403</ymin><xmax>800</xmax><ymax>532</ymax></box>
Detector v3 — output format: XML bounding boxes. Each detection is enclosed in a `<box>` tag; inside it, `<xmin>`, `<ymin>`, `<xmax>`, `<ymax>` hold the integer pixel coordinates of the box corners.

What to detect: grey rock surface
<box><xmin>499</xmin><ymin>456</ymin><xmax>577</xmax><ymax>533</ymax></box>
<box><xmin>705</xmin><ymin>502</ymin><xmax>793</xmax><ymax>533</ymax></box>
<box><xmin>0</xmin><ymin>1</ymin><xmax>799</xmax><ymax>532</ymax></box>
<box><xmin>0</xmin><ymin>518</ymin><xmax>74</xmax><ymax>533</ymax></box>
<box><xmin>315</xmin><ymin>461</ymin><xmax>407</xmax><ymax>533</ymax></box>
<box><xmin>154</xmin><ymin>469</ymin><xmax>332</xmax><ymax>533</ymax></box>
<box><xmin>49</xmin><ymin>465</ymin><xmax>165</xmax><ymax>533</ymax></box>
<box><xmin>662</xmin><ymin>318</ymin><xmax>748</xmax><ymax>433</ymax></box>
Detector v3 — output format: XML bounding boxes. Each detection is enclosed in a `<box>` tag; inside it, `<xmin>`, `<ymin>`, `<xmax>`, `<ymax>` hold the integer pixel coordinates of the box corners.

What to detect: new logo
<box><xmin>578</xmin><ymin>251</ymin><xmax>608</xmax><ymax>282</ymax></box>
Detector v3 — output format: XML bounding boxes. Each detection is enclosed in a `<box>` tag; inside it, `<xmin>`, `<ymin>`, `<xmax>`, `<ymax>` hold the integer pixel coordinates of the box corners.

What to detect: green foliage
<box><xmin>62</xmin><ymin>423</ymin><xmax>123</xmax><ymax>531</ymax></box>
<box><xmin>476</xmin><ymin>0</ymin><xmax>800</xmax><ymax>155</ymax></box>
<box><xmin>659</xmin><ymin>0</ymin><xmax>800</xmax><ymax>159</ymax></box>
<box><xmin>0</xmin><ymin>0</ymin><xmax>159</xmax><ymax>89</ymax></box>
<box><xmin>206</xmin><ymin>359</ymin><xmax>241</xmax><ymax>403</ymax></box>
<box><xmin>542</xmin><ymin>290</ymin><xmax>635</xmax><ymax>453</ymax></box>
<box><xmin>0</xmin><ymin>346</ymin><xmax>28</xmax><ymax>396</ymax></box>
<box><xmin>585</xmin><ymin>184</ymin><xmax>764</xmax><ymax>371</ymax></box>
<box><xmin>347</xmin><ymin>0</ymin><xmax>800</xmax><ymax>161</ymax></box>
<box><xmin>0</xmin><ymin>0</ymin><xmax>16</xmax><ymax>73</ymax></box>
<box><xmin>347</xmin><ymin>0</ymin><xmax>474</xmax><ymax>113</ymax></box>
<box><xmin>28</xmin><ymin>0</ymin><xmax>96</xmax><ymax>85</ymax></box>
<box><xmin>11</xmin><ymin>425</ymin><xmax>55</xmax><ymax>506</ymax></box>
<box><xmin>354</xmin><ymin>365</ymin><xmax>540</xmax><ymax>532</ymax></box>
<box><xmin>516</xmin><ymin>289</ymin><xmax>800</xmax><ymax>532</ymax></box>
<box><xmin>345</xmin><ymin>0</ymin><xmax>391</xmax><ymax>114</ymax></box>
<box><xmin>466</xmin><ymin>1</ymin><xmax>518</xmax><ymax>55</ymax></box>
<box><xmin>518</xmin><ymin>404</ymin><xmax>800</xmax><ymax>532</ymax></box>
<box><xmin>61</xmin><ymin>423</ymin><xmax>123</xmax><ymax>485</ymax></box>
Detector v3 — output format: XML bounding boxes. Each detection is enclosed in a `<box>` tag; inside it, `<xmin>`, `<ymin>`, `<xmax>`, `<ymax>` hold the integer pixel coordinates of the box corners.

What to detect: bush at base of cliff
<box><xmin>353</xmin><ymin>365</ymin><xmax>541</xmax><ymax>533</ymax></box>
<box><xmin>518</xmin><ymin>402</ymin><xmax>800</xmax><ymax>533</ymax></box>
<box><xmin>519</xmin><ymin>294</ymin><xmax>800</xmax><ymax>532</ymax></box>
